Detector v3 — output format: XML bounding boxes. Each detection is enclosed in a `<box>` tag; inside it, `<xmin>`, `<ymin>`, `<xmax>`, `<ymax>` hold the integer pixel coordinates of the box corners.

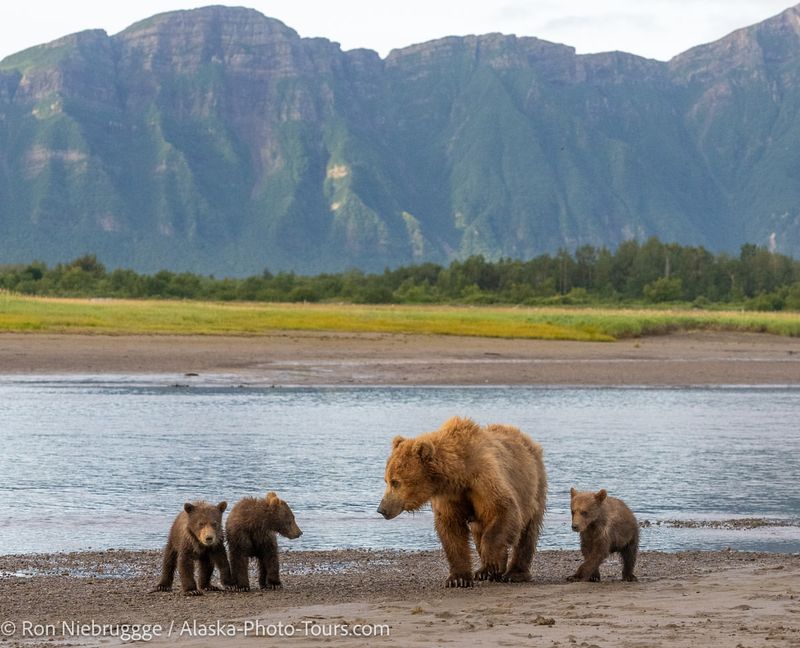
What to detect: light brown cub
<box><xmin>153</xmin><ymin>500</ymin><xmax>233</xmax><ymax>595</ymax></box>
<box><xmin>568</xmin><ymin>487</ymin><xmax>638</xmax><ymax>582</ymax></box>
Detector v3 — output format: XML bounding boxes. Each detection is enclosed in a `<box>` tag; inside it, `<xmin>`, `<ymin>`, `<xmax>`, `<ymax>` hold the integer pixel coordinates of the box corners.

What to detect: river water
<box><xmin>1</xmin><ymin>377</ymin><xmax>798</xmax><ymax>555</ymax></box>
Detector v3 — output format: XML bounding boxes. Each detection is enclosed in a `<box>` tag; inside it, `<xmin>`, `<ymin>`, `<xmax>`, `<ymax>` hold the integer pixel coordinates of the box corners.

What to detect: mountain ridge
<box><xmin>1</xmin><ymin>4</ymin><xmax>800</xmax><ymax>275</ymax></box>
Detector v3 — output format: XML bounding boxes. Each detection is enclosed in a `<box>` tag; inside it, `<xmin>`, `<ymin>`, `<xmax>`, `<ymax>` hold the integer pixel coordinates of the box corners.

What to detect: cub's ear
<box><xmin>265</xmin><ymin>491</ymin><xmax>278</xmax><ymax>502</ymax></box>
<box><xmin>217</xmin><ymin>501</ymin><xmax>227</xmax><ymax>513</ymax></box>
<box><xmin>416</xmin><ymin>440</ymin><xmax>435</xmax><ymax>461</ymax></box>
<box><xmin>570</xmin><ymin>487</ymin><xmax>577</xmax><ymax>499</ymax></box>
<box><xmin>595</xmin><ymin>489</ymin><xmax>607</xmax><ymax>503</ymax></box>
<box><xmin>392</xmin><ymin>435</ymin><xmax>405</xmax><ymax>449</ymax></box>
<box><xmin>184</xmin><ymin>502</ymin><xmax>195</xmax><ymax>514</ymax></box>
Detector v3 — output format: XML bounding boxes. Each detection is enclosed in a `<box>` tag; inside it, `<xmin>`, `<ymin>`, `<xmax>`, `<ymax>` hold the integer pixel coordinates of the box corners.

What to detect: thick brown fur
<box><xmin>226</xmin><ymin>492</ymin><xmax>302</xmax><ymax>591</ymax></box>
<box><xmin>568</xmin><ymin>488</ymin><xmax>639</xmax><ymax>583</ymax></box>
<box><xmin>378</xmin><ymin>416</ymin><xmax>547</xmax><ymax>588</ymax></box>
<box><xmin>153</xmin><ymin>500</ymin><xmax>233</xmax><ymax>595</ymax></box>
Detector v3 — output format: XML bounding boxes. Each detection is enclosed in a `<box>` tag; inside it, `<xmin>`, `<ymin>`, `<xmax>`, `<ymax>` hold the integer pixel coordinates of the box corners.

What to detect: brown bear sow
<box><xmin>154</xmin><ymin>500</ymin><xmax>233</xmax><ymax>596</ymax></box>
<box><xmin>378</xmin><ymin>416</ymin><xmax>547</xmax><ymax>588</ymax></box>
<box><xmin>568</xmin><ymin>488</ymin><xmax>638</xmax><ymax>582</ymax></box>
<box><xmin>226</xmin><ymin>492</ymin><xmax>303</xmax><ymax>591</ymax></box>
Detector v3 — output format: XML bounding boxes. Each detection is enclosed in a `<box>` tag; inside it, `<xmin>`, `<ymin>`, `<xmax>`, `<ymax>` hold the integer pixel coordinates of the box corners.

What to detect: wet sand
<box><xmin>0</xmin><ymin>549</ymin><xmax>797</xmax><ymax>647</ymax></box>
<box><xmin>1</xmin><ymin>330</ymin><xmax>799</xmax><ymax>385</ymax></box>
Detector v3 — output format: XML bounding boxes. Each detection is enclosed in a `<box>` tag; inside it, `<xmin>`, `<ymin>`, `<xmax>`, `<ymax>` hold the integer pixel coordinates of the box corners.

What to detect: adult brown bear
<box><xmin>378</xmin><ymin>416</ymin><xmax>547</xmax><ymax>587</ymax></box>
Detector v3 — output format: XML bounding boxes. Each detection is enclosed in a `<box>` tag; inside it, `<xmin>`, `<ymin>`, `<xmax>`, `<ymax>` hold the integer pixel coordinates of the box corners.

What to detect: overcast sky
<box><xmin>0</xmin><ymin>1</ymin><xmax>795</xmax><ymax>62</ymax></box>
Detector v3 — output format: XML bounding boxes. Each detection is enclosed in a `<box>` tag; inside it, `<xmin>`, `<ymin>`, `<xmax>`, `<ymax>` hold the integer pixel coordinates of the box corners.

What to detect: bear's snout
<box><xmin>377</xmin><ymin>498</ymin><xmax>401</xmax><ymax>520</ymax></box>
<box><xmin>571</xmin><ymin>524</ymin><xmax>579</xmax><ymax>532</ymax></box>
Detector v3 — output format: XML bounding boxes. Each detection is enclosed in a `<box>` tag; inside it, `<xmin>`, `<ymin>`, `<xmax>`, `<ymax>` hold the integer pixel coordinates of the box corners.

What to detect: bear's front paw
<box><xmin>445</xmin><ymin>573</ymin><xmax>474</xmax><ymax>588</ymax></box>
<box><xmin>474</xmin><ymin>566</ymin><xmax>503</xmax><ymax>582</ymax></box>
<box><xmin>202</xmin><ymin>585</ymin><xmax>222</xmax><ymax>592</ymax></box>
<box><xmin>566</xmin><ymin>573</ymin><xmax>580</xmax><ymax>582</ymax></box>
<box><xmin>184</xmin><ymin>589</ymin><xmax>203</xmax><ymax>597</ymax></box>
<box><xmin>589</xmin><ymin>573</ymin><xmax>601</xmax><ymax>582</ymax></box>
<box><xmin>623</xmin><ymin>574</ymin><xmax>638</xmax><ymax>582</ymax></box>
<box><xmin>152</xmin><ymin>584</ymin><xmax>172</xmax><ymax>593</ymax></box>
<box><xmin>261</xmin><ymin>581</ymin><xmax>282</xmax><ymax>591</ymax></box>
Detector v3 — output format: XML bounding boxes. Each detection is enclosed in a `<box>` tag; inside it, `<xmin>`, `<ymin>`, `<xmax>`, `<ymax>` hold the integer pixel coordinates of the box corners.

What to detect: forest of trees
<box><xmin>2</xmin><ymin>238</ymin><xmax>800</xmax><ymax>310</ymax></box>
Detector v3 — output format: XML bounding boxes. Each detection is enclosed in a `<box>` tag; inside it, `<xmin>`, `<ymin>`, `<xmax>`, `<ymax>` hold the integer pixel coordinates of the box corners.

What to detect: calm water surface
<box><xmin>1</xmin><ymin>377</ymin><xmax>798</xmax><ymax>555</ymax></box>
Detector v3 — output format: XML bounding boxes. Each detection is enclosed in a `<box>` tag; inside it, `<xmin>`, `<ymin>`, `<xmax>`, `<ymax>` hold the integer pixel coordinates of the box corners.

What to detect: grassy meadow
<box><xmin>1</xmin><ymin>293</ymin><xmax>799</xmax><ymax>340</ymax></box>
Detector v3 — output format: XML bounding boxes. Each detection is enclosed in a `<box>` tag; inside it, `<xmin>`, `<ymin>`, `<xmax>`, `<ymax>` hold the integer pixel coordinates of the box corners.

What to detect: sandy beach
<box><xmin>1</xmin><ymin>330</ymin><xmax>799</xmax><ymax>385</ymax></box>
<box><xmin>0</xmin><ymin>548</ymin><xmax>798</xmax><ymax>647</ymax></box>
<box><xmin>1</xmin><ymin>329</ymin><xmax>799</xmax><ymax>646</ymax></box>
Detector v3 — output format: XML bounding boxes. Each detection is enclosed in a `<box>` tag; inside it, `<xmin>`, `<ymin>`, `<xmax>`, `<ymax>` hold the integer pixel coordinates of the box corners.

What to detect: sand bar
<box><xmin>1</xmin><ymin>330</ymin><xmax>799</xmax><ymax>385</ymax></box>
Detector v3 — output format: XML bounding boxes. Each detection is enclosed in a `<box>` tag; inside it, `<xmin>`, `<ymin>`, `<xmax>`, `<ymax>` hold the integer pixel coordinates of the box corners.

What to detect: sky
<box><xmin>0</xmin><ymin>0</ymin><xmax>795</xmax><ymax>62</ymax></box>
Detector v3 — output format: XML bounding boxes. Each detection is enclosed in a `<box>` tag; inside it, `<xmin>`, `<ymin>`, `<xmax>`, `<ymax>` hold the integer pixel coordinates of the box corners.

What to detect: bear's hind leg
<box><xmin>621</xmin><ymin>538</ymin><xmax>638</xmax><ymax>582</ymax></box>
<box><xmin>154</xmin><ymin>548</ymin><xmax>177</xmax><ymax>592</ymax></box>
<box><xmin>503</xmin><ymin>520</ymin><xmax>535</xmax><ymax>582</ymax></box>
<box><xmin>474</xmin><ymin>514</ymin><xmax>512</xmax><ymax>581</ymax></box>
<box><xmin>198</xmin><ymin>554</ymin><xmax>220</xmax><ymax>591</ymax></box>
<box><xmin>228</xmin><ymin>543</ymin><xmax>250</xmax><ymax>592</ymax></box>
<box><xmin>211</xmin><ymin>545</ymin><xmax>235</xmax><ymax>589</ymax></box>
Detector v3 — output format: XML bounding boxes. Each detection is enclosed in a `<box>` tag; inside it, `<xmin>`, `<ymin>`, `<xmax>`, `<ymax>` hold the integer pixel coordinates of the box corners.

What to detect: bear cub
<box><xmin>226</xmin><ymin>491</ymin><xmax>303</xmax><ymax>591</ymax></box>
<box><xmin>154</xmin><ymin>500</ymin><xmax>233</xmax><ymax>595</ymax></box>
<box><xmin>568</xmin><ymin>487</ymin><xmax>639</xmax><ymax>583</ymax></box>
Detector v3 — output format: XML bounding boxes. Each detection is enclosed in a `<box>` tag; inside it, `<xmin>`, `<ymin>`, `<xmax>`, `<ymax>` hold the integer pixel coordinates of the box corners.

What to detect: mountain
<box><xmin>1</xmin><ymin>5</ymin><xmax>800</xmax><ymax>275</ymax></box>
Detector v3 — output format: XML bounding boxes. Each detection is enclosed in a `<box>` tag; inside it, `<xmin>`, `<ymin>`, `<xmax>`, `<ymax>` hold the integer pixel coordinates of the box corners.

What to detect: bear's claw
<box><xmin>623</xmin><ymin>574</ymin><xmax>638</xmax><ymax>582</ymax></box>
<box><xmin>151</xmin><ymin>584</ymin><xmax>172</xmax><ymax>593</ymax></box>
<box><xmin>202</xmin><ymin>585</ymin><xmax>222</xmax><ymax>591</ymax></box>
<box><xmin>446</xmin><ymin>575</ymin><xmax>474</xmax><ymax>588</ymax></box>
<box><xmin>474</xmin><ymin>567</ymin><xmax>503</xmax><ymax>582</ymax></box>
<box><xmin>184</xmin><ymin>589</ymin><xmax>203</xmax><ymax>596</ymax></box>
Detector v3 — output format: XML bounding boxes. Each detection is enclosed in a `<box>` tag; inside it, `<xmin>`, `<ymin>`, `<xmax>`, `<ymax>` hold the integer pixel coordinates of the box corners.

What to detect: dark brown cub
<box><xmin>226</xmin><ymin>491</ymin><xmax>302</xmax><ymax>591</ymax></box>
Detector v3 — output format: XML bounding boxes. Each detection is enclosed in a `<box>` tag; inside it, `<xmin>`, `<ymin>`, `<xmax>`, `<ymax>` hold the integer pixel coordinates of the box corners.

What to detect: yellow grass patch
<box><xmin>1</xmin><ymin>294</ymin><xmax>798</xmax><ymax>339</ymax></box>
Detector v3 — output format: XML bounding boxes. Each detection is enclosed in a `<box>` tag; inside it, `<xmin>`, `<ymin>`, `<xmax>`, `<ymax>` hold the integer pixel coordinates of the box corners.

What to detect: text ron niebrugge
<box><xmin>3</xmin><ymin>619</ymin><xmax>391</xmax><ymax>641</ymax></box>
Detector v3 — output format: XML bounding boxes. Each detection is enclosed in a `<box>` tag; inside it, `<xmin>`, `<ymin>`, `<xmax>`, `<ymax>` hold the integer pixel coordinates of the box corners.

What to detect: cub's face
<box><xmin>378</xmin><ymin>436</ymin><xmax>436</xmax><ymax>520</ymax></box>
<box><xmin>264</xmin><ymin>492</ymin><xmax>302</xmax><ymax>539</ymax></box>
<box><xmin>184</xmin><ymin>501</ymin><xmax>227</xmax><ymax>546</ymax></box>
<box><xmin>570</xmin><ymin>488</ymin><xmax>606</xmax><ymax>533</ymax></box>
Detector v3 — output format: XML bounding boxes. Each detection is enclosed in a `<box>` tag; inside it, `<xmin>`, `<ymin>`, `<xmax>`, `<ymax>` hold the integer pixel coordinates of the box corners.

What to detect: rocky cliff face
<box><xmin>1</xmin><ymin>4</ymin><xmax>799</xmax><ymax>274</ymax></box>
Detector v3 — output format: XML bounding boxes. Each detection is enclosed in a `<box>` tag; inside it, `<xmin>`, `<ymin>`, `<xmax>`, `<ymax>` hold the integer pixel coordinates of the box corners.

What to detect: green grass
<box><xmin>1</xmin><ymin>294</ymin><xmax>799</xmax><ymax>340</ymax></box>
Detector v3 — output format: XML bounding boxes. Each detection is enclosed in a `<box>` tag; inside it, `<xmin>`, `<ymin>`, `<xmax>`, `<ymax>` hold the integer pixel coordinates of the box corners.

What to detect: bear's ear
<box><xmin>184</xmin><ymin>502</ymin><xmax>195</xmax><ymax>514</ymax></box>
<box><xmin>570</xmin><ymin>487</ymin><xmax>577</xmax><ymax>499</ymax></box>
<box><xmin>416</xmin><ymin>440</ymin><xmax>435</xmax><ymax>462</ymax></box>
<box><xmin>595</xmin><ymin>489</ymin><xmax>607</xmax><ymax>503</ymax></box>
<box><xmin>217</xmin><ymin>501</ymin><xmax>227</xmax><ymax>513</ymax></box>
<box><xmin>265</xmin><ymin>491</ymin><xmax>278</xmax><ymax>502</ymax></box>
<box><xmin>392</xmin><ymin>435</ymin><xmax>405</xmax><ymax>449</ymax></box>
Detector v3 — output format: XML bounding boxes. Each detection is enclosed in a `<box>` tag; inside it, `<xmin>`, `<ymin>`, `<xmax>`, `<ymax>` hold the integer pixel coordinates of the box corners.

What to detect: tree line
<box><xmin>2</xmin><ymin>238</ymin><xmax>800</xmax><ymax>310</ymax></box>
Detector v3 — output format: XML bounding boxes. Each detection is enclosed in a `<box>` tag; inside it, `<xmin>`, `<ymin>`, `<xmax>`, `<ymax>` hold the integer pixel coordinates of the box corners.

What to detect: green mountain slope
<box><xmin>1</xmin><ymin>4</ymin><xmax>800</xmax><ymax>274</ymax></box>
